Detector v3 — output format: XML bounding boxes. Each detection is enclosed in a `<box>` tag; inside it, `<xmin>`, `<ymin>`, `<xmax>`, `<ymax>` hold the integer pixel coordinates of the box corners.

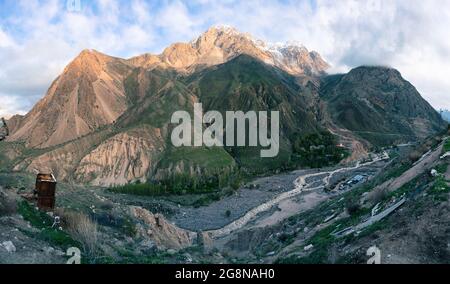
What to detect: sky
<box><xmin>0</xmin><ymin>0</ymin><xmax>449</xmax><ymax>117</ymax></box>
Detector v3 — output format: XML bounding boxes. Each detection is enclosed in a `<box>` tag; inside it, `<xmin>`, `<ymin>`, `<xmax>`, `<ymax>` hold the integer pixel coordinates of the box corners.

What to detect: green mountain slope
<box><xmin>320</xmin><ymin>66</ymin><xmax>447</xmax><ymax>146</ymax></box>
<box><xmin>185</xmin><ymin>55</ymin><xmax>323</xmax><ymax>173</ymax></box>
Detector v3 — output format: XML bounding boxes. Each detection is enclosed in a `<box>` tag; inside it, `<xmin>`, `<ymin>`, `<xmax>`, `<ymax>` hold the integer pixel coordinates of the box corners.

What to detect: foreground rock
<box><xmin>131</xmin><ymin>206</ymin><xmax>197</xmax><ymax>251</ymax></box>
<box><xmin>1</xmin><ymin>241</ymin><xmax>16</xmax><ymax>253</ymax></box>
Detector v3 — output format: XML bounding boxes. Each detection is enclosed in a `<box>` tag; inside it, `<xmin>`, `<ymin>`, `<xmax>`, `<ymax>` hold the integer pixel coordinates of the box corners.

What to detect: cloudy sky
<box><xmin>1</xmin><ymin>0</ymin><xmax>449</xmax><ymax>117</ymax></box>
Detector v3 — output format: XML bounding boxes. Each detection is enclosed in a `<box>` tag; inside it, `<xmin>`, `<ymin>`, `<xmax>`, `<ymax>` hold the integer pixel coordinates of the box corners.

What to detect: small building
<box><xmin>347</xmin><ymin>175</ymin><xmax>365</xmax><ymax>185</ymax></box>
<box><xmin>35</xmin><ymin>173</ymin><xmax>57</xmax><ymax>211</ymax></box>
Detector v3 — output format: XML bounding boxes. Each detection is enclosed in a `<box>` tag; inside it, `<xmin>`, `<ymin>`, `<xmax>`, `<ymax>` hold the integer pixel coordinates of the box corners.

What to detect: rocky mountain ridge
<box><xmin>129</xmin><ymin>26</ymin><xmax>329</xmax><ymax>76</ymax></box>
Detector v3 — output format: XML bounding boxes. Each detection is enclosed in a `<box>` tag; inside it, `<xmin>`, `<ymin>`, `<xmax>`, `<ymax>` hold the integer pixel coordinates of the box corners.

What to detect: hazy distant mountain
<box><xmin>4</xmin><ymin>27</ymin><xmax>447</xmax><ymax>186</ymax></box>
<box><xmin>440</xmin><ymin>109</ymin><xmax>450</xmax><ymax>122</ymax></box>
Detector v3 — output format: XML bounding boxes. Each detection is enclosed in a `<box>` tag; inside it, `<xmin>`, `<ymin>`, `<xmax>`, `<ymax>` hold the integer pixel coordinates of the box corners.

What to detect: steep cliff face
<box><xmin>74</xmin><ymin>126</ymin><xmax>166</xmax><ymax>186</ymax></box>
<box><xmin>10</xmin><ymin>125</ymin><xmax>166</xmax><ymax>186</ymax></box>
<box><xmin>5</xmin><ymin>115</ymin><xmax>23</xmax><ymax>134</ymax></box>
<box><xmin>8</xmin><ymin>50</ymin><xmax>133</xmax><ymax>148</ymax></box>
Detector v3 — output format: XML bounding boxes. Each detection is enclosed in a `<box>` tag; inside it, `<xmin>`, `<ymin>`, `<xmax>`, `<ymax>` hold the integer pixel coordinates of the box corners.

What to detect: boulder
<box><xmin>1</xmin><ymin>241</ymin><xmax>16</xmax><ymax>253</ymax></box>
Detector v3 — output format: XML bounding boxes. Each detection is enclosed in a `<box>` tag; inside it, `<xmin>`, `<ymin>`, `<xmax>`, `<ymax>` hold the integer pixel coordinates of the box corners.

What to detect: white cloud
<box><xmin>132</xmin><ymin>0</ymin><xmax>152</xmax><ymax>24</ymax></box>
<box><xmin>155</xmin><ymin>1</ymin><xmax>201</xmax><ymax>42</ymax></box>
<box><xmin>0</xmin><ymin>28</ymin><xmax>16</xmax><ymax>48</ymax></box>
<box><xmin>0</xmin><ymin>94</ymin><xmax>30</xmax><ymax>118</ymax></box>
<box><xmin>1</xmin><ymin>0</ymin><xmax>450</xmax><ymax>118</ymax></box>
<box><xmin>0</xmin><ymin>0</ymin><xmax>161</xmax><ymax>117</ymax></box>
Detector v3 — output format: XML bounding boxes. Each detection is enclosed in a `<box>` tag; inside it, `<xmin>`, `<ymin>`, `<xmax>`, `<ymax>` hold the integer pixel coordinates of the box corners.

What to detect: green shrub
<box><xmin>346</xmin><ymin>200</ymin><xmax>362</xmax><ymax>216</ymax></box>
<box><xmin>429</xmin><ymin>176</ymin><xmax>450</xmax><ymax>201</ymax></box>
<box><xmin>110</xmin><ymin>170</ymin><xmax>242</xmax><ymax>197</ymax></box>
<box><xmin>444</xmin><ymin>139</ymin><xmax>450</xmax><ymax>152</ymax></box>
<box><xmin>18</xmin><ymin>201</ymin><xmax>80</xmax><ymax>249</ymax></box>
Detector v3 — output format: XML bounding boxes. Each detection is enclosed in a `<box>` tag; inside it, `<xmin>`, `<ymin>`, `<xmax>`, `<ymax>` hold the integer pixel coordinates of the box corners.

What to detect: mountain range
<box><xmin>3</xmin><ymin>26</ymin><xmax>447</xmax><ymax>187</ymax></box>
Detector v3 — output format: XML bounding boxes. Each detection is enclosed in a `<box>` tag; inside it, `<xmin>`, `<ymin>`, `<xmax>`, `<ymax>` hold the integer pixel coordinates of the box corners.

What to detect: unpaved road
<box><xmin>207</xmin><ymin>155</ymin><xmax>389</xmax><ymax>238</ymax></box>
<box><xmin>387</xmin><ymin>142</ymin><xmax>444</xmax><ymax>192</ymax></box>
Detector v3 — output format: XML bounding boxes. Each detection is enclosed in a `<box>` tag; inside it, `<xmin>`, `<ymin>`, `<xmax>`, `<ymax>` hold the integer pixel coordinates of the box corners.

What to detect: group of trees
<box><xmin>291</xmin><ymin>131</ymin><xmax>348</xmax><ymax>168</ymax></box>
<box><xmin>110</xmin><ymin>167</ymin><xmax>243</xmax><ymax>196</ymax></box>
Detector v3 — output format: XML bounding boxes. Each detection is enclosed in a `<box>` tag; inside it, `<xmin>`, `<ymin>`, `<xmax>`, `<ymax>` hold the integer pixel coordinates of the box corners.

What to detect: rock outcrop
<box><xmin>74</xmin><ymin>126</ymin><xmax>165</xmax><ymax>186</ymax></box>
<box><xmin>131</xmin><ymin>206</ymin><xmax>196</xmax><ymax>251</ymax></box>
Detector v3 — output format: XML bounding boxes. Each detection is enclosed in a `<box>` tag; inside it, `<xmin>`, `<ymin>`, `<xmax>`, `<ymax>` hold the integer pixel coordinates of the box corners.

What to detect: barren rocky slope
<box><xmin>8</xmin><ymin>50</ymin><xmax>133</xmax><ymax>148</ymax></box>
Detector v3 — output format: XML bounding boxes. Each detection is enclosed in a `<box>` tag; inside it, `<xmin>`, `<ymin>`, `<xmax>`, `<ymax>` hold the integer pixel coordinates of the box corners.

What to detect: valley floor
<box><xmin>0</xmin><ymin>152</ymin><xmax>387</xmax><ymax>263</ymax></box>
<box><xmin>1</xmin><ymin>140</ymin><xmax>449</xmax><ymax>264</ymax></box>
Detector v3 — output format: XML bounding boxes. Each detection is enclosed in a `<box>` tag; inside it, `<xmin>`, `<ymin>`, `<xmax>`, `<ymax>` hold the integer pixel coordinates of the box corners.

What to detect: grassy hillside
<box><xmin>320</xmin><ymin>66</ymin><xmax>447</xmax><ymax>146</ymax></box>
<box><xmin>185</xmin><ymin>55</ymin><xmax>325</xmax><ymax>173</ymax></box>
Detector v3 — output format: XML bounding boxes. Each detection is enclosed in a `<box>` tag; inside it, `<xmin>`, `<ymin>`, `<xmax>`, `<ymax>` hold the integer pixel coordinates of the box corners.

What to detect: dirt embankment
<box><xmin>374</xmin><ymin>143</ymin><xmax>444</xmax><ymax>196</ymax></box>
